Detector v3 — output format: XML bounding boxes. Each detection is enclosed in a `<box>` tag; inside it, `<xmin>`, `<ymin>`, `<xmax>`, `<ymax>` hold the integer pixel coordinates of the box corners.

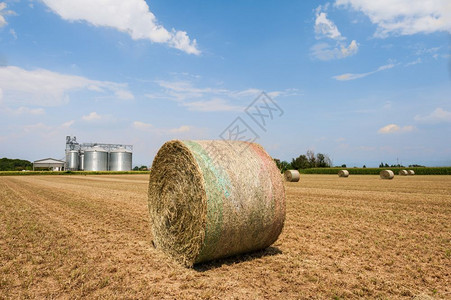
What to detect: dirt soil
<box><xmin>0</xmin><ymin>174</ymin><xmax>450</xmax><ymax>299</ymax></box>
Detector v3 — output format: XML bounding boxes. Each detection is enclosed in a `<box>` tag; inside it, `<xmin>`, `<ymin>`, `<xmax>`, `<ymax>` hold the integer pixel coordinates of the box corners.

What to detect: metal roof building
<box><xmin>33</xmin><ymin>158</ymin><xmax>65</xmax><ymax>171</ymax></box>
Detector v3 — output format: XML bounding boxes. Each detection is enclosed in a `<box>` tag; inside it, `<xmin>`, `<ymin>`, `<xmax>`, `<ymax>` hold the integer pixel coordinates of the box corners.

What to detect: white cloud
<box><xmin>168</xmin><ymin>125</ymin><xmax>191</xmax><ymax>134</ymax></box>
<box><xmin>312</xmin><ymin>5</ymin><xmax>358</xmax><ymax>60</ymax></box>
<box><xmin>405</xmin><ymin>58</ymin><xmax>422</xmax><ymax>67</ymax></box>
<box><xmin>149</xmin><ymin>80</ymin><xmax>295</xmax><ymax>112</ymax></box>
<box><xmin>335</xmin><ymin>0</ymin><xmax>451</xmax><ymax>37</ymax></box>
<box><xmin>414</xmin><ymin>108</ymin><xmax>451</xmax><ymax>123</ymax></box>
<box><xmin>82</xmin><ymin>112</ymin><xmax>102</xmax><ymax>121</ymax></box>
<box><xmin>378</xmin><ymin>123</ymin><xmax>415</xmax><ymax>134</ymax></box>
<box><xmin>11</xmin><ymin>107</ymin><xmax>45</xmax><ymax>115</ymax></box>
<box><xmin>315</xmin><ymin>11</ymin><xmax>344</xmax><ymax>40</ymax></box>
<box><xmin>0</xmin><ymin>2</ymin><xmax>15</xmax><ymax>28</ymax></box>
<box><xmin>62</xmin><ymin>120</ymin><xmax>75</xmax><ymax>127</ymax></box>
<box><xmin>133</xmin><ymin>121</ymin><xmax>192</xmax><ymax>135</ymax></box>
<box><xmin>115</xmin><ymin>89</ymin><xmax>134</xmax><ymax>100</ymax></box>
<box><xmin>182</xmin><ymin>98</ymin><xmax>243</xmax><ymax>112</ymax></box>
<box><xmin>0</xmin><ymin>66</ymin><xmax>134</xmax><ymax>106</ymax></box>
<box><xmin>133</xmin><ymin>121</ymin><xmax>153</xmax><ymax>130</ymax></box>
<box><xmin>333</xmin><ymin>63</ymin><xmax>395</xmax><ymax>80</ymax></box>
<box><xmin>311</xmin><ymin>40</ymin><xmax>359</xmax><ymax>61</ymax></box>
<box><xmin>41</xmin><ymin>0</ymin><xmax>200</xmax><ymax>55</ymax></box>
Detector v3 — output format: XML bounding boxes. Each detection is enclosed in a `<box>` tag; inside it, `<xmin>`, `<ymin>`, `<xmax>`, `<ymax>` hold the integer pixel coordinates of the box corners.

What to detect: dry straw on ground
<box><xmin>399</xmin><ymin>170</ymin><xmax>408</xmax><ymax>176</ymax></box>
<box><xmin>338</xmin><ymin>170</ymin><xmax>349</xmax><ymax>177</ymax></box>
<box><xmin>148</xmin><ymin>140</ymin><xmax>286</xmax><ymax>267</ymax></box>
<box><xmin>408</xmin><ymin>170</ymin><xmax>415</xmax><ymax>175</ymax></box>
<box><xmin>284</xmin><ymin>170</ymin><xmax>300</xmax><ymax>182</ymax></box>
<box><xmin>380</xmin><ymin>170</ymin><xmax>394</xmax><ymax>180</ymax></box>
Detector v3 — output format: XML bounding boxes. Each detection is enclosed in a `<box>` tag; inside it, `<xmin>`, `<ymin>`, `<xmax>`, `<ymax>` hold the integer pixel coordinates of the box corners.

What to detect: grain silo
<box><xmin>79</xmin><ymin>151</ymin><xmax>85</xmax><ymax>171</ymax></box>
<box><xmin>65</xmin><ymin>136</ymin><xmax>133</xmax><ymax>171</ymax></box>
<box><xmin>67</xmin><ymin>150</ymin><xmax>80</xmax><ymax>171</ymax></box>
<box><xmin>109</xmin><ymin>148</ymin><xmax>132</xmax><ymax>171</ymax></box>
<box><xmin>84</xmin><ymin>146</ymin><xmax>108</xmax><ymax>171</ymax></box>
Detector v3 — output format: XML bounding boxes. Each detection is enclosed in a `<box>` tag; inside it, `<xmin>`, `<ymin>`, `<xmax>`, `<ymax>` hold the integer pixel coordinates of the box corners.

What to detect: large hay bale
<box><xmin>148</xmin><ymin>140</ymin><xmax>286</xmax><ymax>266</ymax></box>
<box><xmin>408</xmin><ymin>170</ymin><xmax>415</xmax><ymax>175</ymax></box>
<box><xmin>399</xmin><ymin>170</ymin><xmax>408</xmax><ymax>176</ymax></box>
<box><xmin>284</xmin><ymin>170</ymin><xmax>300</xmax><ymax>182</ymax></box>
<box><xmin>338</xmin><ymin>170</ymin><xmax>349</xmax><ymax>177</ymax></box>
<box><xmin>380</xmin><ymin>170</ymin><xmax>394</xmax><ymax>180</ymax></box>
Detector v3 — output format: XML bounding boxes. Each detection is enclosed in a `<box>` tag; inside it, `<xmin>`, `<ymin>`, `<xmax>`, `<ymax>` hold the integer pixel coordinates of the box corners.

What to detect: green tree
<box><xmin>291</xmin><ymin>155</ymin><xmax>309</xmax><ymax>169</ymax></box>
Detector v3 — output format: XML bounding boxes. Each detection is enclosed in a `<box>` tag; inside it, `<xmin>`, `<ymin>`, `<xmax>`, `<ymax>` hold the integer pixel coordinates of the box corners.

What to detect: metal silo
<box><xmin>109</xmin><ymin>148</ymin><xmax>132</xmax><ymax>171</ymax></box>
<box><xmin>79</xmin><ymin>152</ymin><xmax>85</xmax><ymax>171</ymax></box>
<box><xmin>67</xmin><ymin>150</ymin><xmax>80</xmax><ymax>170</ymax></box>
<box><xmin>84</xmin><ymin>147</ymin><xmax>108</xmax><ymax>171</ymax></box>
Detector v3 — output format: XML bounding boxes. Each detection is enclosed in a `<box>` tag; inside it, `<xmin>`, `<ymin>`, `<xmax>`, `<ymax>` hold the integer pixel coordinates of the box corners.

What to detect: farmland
<box><xmin>1</xmin><ymin>174</ymin><xmax>450</xmax><ymax>299</ymax></box>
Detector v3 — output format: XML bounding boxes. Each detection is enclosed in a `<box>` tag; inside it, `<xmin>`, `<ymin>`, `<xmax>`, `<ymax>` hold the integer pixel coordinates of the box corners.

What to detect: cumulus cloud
<box><xmin>0</xmin><ymin>66</ymin><xmax>134</xmax><ymax>106</ymax></box>
<box><xmin>414</xmin><ymin>107</ymin><xmax>451</xmax><ymax>123</ymax></box>
<box><xmin>333</xmin><ymin>63</ymin><xmax>395</xmax><ymax>80</ymax></box>
<box><xmin>378</xmin><ymin>124</ymin><xmax>415</xmax><ymax>134</ymax></box>
<box><xmin>0</xmin><ymin>2</ymin><xmax>15</xmax><ymax>28</ymax></box>
<box><xmin>315</xmin><ymin>9</ymin><xmax>344</xmax><ymax>40</ymax></box>
<box><xmin>82</xmin><ymin>112</ymin><xmax>102</xmax><ymax>121</ymax></box>
<box><xmin>41</xmin><ymin>0</ymin><xmax>200</xmax><ymax>55</ymax></box>
<box><xmin>312</xmin><ymin>5</ymin><xmax>358</xmax><ymax>60</ymax></box>
<box><xmin>335</xmin><ymin>0</ymin><xmax>451</xmax><ymax>37</ymax></box>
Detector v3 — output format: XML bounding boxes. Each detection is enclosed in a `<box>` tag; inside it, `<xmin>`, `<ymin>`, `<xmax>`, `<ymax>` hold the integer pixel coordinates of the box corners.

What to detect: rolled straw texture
<box><xmin>338</xmin><ymin>170</ymin><xmax>349</xmax><ymax>177</ymax></box>
<box><xmin>148</xmin><ymin>140</ymin><xmax>286</xmax><ymax>266</ymax></box>
<box><xmin>408</xmin><ymin>170</ymin><xmax>415</xmax><ymax>175</ymax></box>
<box><xmin>399</xmin><ymin>170</ymin><xmax>408</xmax><ymax>176</ymax></box>
<box><xmin>284</xmin><ymin>170</ymin><xmax>300</xmax><ymax>182</ymax></box>
<box><xmin>380</xmin><ymin>170</ymin><xmax>394</xmax><ymax>179</ymax></box>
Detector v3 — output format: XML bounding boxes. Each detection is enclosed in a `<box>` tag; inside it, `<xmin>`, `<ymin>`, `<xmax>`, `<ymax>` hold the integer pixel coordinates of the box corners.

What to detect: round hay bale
<box><xmin>399</xmin><ymin>170</ymin><xmax>408</xmax><ymax>176</ymax></box>
<box><xmin>408</xmin><ymin>170</ymin><xmax>415</xmax><ymax>175</ymax></box>
<box><xmin>380</xmin><ymin>170</ymin><xmax>394</xmax><ymax>180</ymax></box>
<box><xmin>148</xmin><ymin>140</ymin><xmax>286</xmax><ymax>266</ymax></box>
<box><xmin>284</xmin><ymin>170</ymin><xmax>300</xmax><ymax>182</ymax></box>
<box><xmin>338</xmin><ymin>170</ymin><xmax>349</xmax><ymax>177</ymax></box>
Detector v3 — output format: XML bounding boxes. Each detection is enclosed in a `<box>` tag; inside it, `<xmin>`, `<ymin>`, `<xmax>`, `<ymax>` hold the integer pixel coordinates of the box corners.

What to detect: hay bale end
<box><xmin>399</xmin><ymin>170</ymin><xmax>408</xmax><ymax>176</ymax></box>
<box><xmin>380</xmin><ymin>170</ymin><xmax>394</xmax><ymax>180</ymax></box>
<box><xmin>148</xmin><ymin>140</ymin><xmax>286</xmax><ymax>266</ymax></box>
<box><xmin>338</xmin><ymin>170</ymin><xmax>349</xmax><ymax>177</ymax></box>
<box><xmin>284</xmin><ymin>170</ymin><xmax>300</xmax><ymax>182</ymax></box>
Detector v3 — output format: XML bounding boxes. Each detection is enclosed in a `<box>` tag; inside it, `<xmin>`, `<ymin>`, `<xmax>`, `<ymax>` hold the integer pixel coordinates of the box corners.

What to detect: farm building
<box><xmin>33</xmin><ymin>158</ymin><xmax>66</xmax><ymax>171</ymax></box>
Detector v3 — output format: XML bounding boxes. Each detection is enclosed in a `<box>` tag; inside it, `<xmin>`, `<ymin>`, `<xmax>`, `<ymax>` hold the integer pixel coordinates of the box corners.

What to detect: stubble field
<box><xmin>0</xmin><ymin>174</ymin><xmax>450</xmax><ymax>299</ymax></box>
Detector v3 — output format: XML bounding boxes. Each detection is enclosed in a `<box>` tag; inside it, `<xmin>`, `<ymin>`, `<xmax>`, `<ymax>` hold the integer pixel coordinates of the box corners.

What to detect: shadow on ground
<box><xmin>193</xmin><ymin>246</ymin><xmax>282</xmax><ymax>272</ymax></box>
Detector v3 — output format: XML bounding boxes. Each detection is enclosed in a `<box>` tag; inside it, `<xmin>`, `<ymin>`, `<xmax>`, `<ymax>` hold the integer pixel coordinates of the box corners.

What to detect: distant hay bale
<box><xmin>380</xmin><ymin>170</ymin><xmax>394</xmax><ymax>180</ymax></box>
<box><xmin>284</xmin><ymin>170</ymin><xmax>300</xmax><ymax>182</ymax></box>
<box><xmin>338</xmin><ymin>170</ymin><xmax>349</xmax><ymax>177</ymax></box>
<box><xmin>148</xmin><ymin>140</ymin><xmax>286</xmax><ymax>267</ymax></box>
<box><xmin>399</xmin><ymin>170</ymin><xmax>408</xmax><ymax>176</ymax></box>
<box><xmin>408</xmin><ymin>170</ymin><xmax>415</xmax><ymax>175</ymax></box>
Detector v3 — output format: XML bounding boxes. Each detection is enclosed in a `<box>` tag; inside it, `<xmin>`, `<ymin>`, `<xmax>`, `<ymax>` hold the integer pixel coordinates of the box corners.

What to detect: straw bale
<box><xmin>148</xmin><ymin>140</ymin><xmax>286</xmax><ymax>266</ymax></box>
<box><xmin>399</xmin><ymin>170</ymin><xmax>408</xmax><ymax>176</ymax></box>
<box><xmin>380</xmin><ymin>170</ymin><xmax>394</xmax><ymax>179</ymax></box>
<box><xmin>408</xmin><ymin>170</ymin><xmax>415</xmax><ymax>175</ymax></box>
<box><xmin>284</xmin><ymin>170</ymin><xmax>300</xmax><ymax>182</ymax></box>
<box><xmin>338</xmin><ymin>170</ymin><xmax>349</xmax><ymax>177</ymax></box>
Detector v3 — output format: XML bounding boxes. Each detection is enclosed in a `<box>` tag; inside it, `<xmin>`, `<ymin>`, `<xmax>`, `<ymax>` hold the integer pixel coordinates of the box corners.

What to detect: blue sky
<box><xmin>0</xmin><ymin>0</ymin><xmax>450</xmax><ymax>167</ymax></box>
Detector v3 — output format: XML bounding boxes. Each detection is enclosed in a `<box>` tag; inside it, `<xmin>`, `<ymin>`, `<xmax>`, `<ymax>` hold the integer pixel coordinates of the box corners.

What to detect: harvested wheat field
<box><xmin>1</xmin><ymin>174</ymin><xmax>450</xmax><ymax>299</ymax></box>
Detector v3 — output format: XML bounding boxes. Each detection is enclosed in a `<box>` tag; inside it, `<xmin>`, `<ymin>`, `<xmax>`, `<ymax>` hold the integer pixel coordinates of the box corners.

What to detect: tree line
<box><xmin>0</xmin><ymin>158</ymin><xmax>33</xmax><ymax>171</ymax></box>
<box><xmin>274</xmin><ymin>150</ymin><xmax>332</xmax><ymax>172</ymax></box>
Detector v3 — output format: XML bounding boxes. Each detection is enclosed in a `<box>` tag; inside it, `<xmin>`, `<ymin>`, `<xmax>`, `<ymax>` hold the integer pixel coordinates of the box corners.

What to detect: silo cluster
<box><xmin>65</xmin><ymin>136</ymin><xmax>132</xmax><ymax>171</ymax></box>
